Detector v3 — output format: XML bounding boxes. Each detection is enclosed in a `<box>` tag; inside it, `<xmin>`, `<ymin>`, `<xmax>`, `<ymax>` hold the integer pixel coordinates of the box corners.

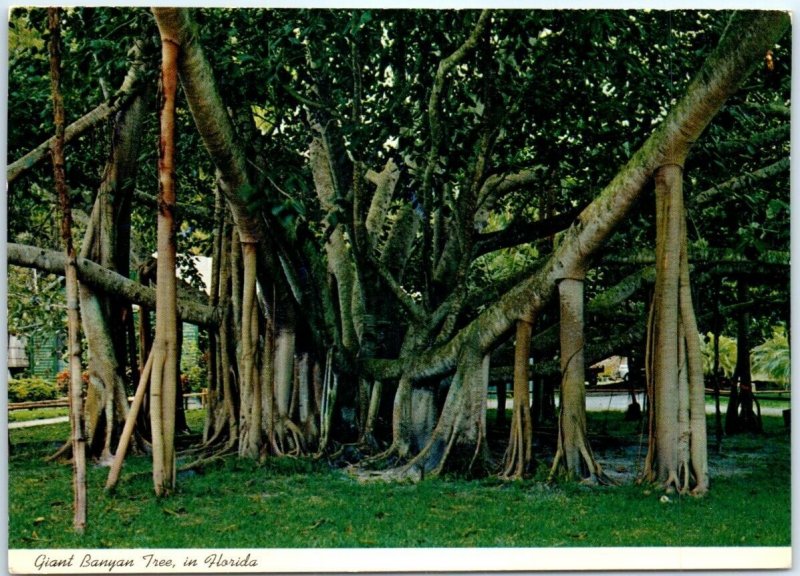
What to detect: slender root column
<box><xmin>105</xmin><ymin>354</ymin><xmax>154</xmax><ymax>491</ymax></box>
<box><xmin>238</xmin><ymin>241</ymin><xmax>262</xmax><ymax>458</ymax></box>
<box><xmin>148</xmin><ymin>36</ymin><xmax>180</xmax><ymax>496</ymax></box>
<box><xmin>500</xmin><ymin>319</ymin><xmax>535</xmax><ymax>479</ymax></box>
<box><xmin>48</xmin><ymin>6</ymin><xmax>87</xmax><ymax>533</ymax></box>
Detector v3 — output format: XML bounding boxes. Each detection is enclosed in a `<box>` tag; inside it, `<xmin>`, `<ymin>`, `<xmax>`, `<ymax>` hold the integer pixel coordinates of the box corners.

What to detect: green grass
<box><xmin>8</xmin><ymin>407</ymin><xmax>69</xmax><ymax>423</ymax></box>
<box><xmin>8</xmin><ymin>411</ymin><xmax>790</xmax><ymax>549</ymax></box>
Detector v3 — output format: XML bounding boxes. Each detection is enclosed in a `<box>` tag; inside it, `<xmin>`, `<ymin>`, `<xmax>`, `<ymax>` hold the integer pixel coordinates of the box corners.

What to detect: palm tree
<box><xmin>701</xmin><ymin>333</ymin><xmax>738</xmax><ymax>378</ymax></box>
<box><xmin>751</xmin><ymin>326</ymin><xmax>790</xmax><ymax>389</ymax></box>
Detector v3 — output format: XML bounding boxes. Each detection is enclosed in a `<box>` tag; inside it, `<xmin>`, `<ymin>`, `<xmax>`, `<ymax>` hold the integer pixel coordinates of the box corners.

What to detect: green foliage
<box><xmin>182</xmin><ymin>365</ymin><xmax>207</xmax><ymax>393</ymax></box>
<box><xmin>8</xmin><ymin>377</ymin><xmax>61</xmax><ymax>403</ymax></box>
<box><xmin>180</xmin><ymin>333</ymin><xmax>207</xmax><ymax>392</ymax></box>
<box><xmin>700</xmin><ymin>332</ymin><xmax>737</xmax><ymax>378</ymax></box>
<box><xmin>751</xmin><ymin>325</ymin><xmax>790</xmax><ymax>388</ymax></box>
<box><xmin>699</xmin><ymin>326</ymin><xmax>790</xmax><ymax>388</ymax></box>
<box><xmin>8</xmin><ymin>8</ymin><xmax>790</xmax><ymax>368</ymax></box>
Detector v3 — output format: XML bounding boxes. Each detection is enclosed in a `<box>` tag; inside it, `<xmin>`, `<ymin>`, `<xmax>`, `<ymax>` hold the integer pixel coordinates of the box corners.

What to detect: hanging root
<box><xmin>580</xmin><ymin>446</ymin><xmax>615</xmax><ymax>486</ymax></box>
<box><xmin>357</xmin><ymin>432</ymin><xmax>382</xmax><ymax>454</ymax></box>
<box><xmin>662</xmin><ymin>470</ymin><xmax>680</xmax><ymax>494</ymax></box>
<box><xmin>499</xmin><ymin>411</ymin><xmax>526</xmax><ymax>480</ymax></box>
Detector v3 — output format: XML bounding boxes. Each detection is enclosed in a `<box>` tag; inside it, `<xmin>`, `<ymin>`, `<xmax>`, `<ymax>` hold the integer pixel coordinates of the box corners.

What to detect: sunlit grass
<box><xmin>8</xmin><ymin>407</ymin><xmax>69</xmax><ymax>423</ymax></box>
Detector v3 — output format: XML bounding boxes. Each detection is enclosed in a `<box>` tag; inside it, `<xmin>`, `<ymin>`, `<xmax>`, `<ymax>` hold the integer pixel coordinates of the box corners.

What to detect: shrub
<box><xmin>183</xmin><ymin>365</ymin><xmax>207</xmax><ymax>393</ymax></box>
<box><xmin>55</xmin><ymin>369</ymin><xmax>90</xmax><ymax>393</ymax></box>
<box><xmin>751</xmin><ymin>326</ymin><xmax>790</xmax><ymax>389</ymax></box>
<box><xmin>55</xmin><ymin>369</ymin><xmax>70</xmax><ymax>394</ymax></box>
<box><xmin>8</xmin><ymin>377</ymin><xmax>61</xmax><ymax>403</ymax></box>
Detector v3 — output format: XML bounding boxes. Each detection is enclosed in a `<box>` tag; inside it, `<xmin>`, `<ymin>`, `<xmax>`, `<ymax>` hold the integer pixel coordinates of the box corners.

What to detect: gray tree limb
<box><xmin>7</xmin><ymin>49</ymin><xmax>142</xmax><ymax>184</ymax></box>
<box><xmin>8</xmin><ymin>243</ymin><xmax>218</xmax><ymax>327</ymax></box>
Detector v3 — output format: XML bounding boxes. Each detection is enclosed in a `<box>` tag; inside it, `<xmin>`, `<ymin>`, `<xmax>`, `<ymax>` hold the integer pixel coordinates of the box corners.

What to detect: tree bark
<box><xmin>151</xmin><ymin>8</ymin><xmax>271</xmax><ymax>250</ymax></box>
<box><xmin>78</xmin><ymin>44</ymin><xmax>146</xmax><ymax>462</ymax></box>
<box><xmin>644</xmin><ymin>164</ymin><xmax>708</xmax><ymax>494</ymax></box>
<box><xmin>679</xmin><ymin>228</ymin><xmax>709</xmax><ymax>494</ymax></box>
<box><xmin>48</xmin><ymin>6</ymin><xmax>87</xmax><ymax>534</ymax></box>
<box><xmin>238</xmin><ymin>242</ymin><xmax>262</xmax><ymax>457</ymax></box>
<box><xmin>310</xmin><ymin>138</ymin><xmax>359</xmax><ymax>354</ymax></box>
<box><xmin>501</xmin><ymin>319</ymin><xmax>534</xmax><ymax>479</ymax></box>
<box><xmin>149</xmin><ymin>35</ymin><xmax>180</xmax><ymax>496</ymax></box>
<box><xmin>729</xmin><ymin>280</ymin><xmax>762</xmax><ymax>434</ymax></box>
<box><xmin>550</xmin><ymin>277</ymin><xmax>605</xmax><ymax>483</ymax></box>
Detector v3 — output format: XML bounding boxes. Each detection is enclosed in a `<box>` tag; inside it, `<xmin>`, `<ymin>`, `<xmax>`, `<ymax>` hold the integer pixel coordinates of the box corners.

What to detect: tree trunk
<box><xmin>711</xmin><ymin>277</ymin><xmax>723</xmax><ymax>452</ymax></box>
<box><xmin>296</xmin><ymin>352</ymin><xmax>318</xmax><ymax>447</ymax></box>
<box><xmin>360</xmin><ymin>380</ymin><xmax>383</xmax><ymax>449</ymax></box>
<box><xmin>644</xmin><ymin>164</ymin><xmax>708</xmax><ymax>495</ymax></box>
<box><xmin>729</xmin><ymin>280</ymin><xmax>762</xmax><ymax>434</ymax></box>
<box><xmin>317</xmin><ymin>349</ymin><xmax>337</xmax><ymax>455</ymax></box>
<box><xmin>679</xmin><ymin>227</ymin><xmax>709</xmax><ymax>494</ymax></box>
<box><xmin>376</xmin><ymin>338</ymin><xmax>492</xmax><ymax>480</ymax></box>
<box><xmin>149</xmin><ymin>35</ymin><xmax>180</xmax><ymax>496</ymax></box>
<box><xmin>410</xmin><ymin>388</ymin><xmax>436</xmax><ymax>453</ymax></box>
<box><xmin>78</xmin><ymin>44</ymin><xmax>146</xmax><ymax>463</ymax></box>
<box><xmin>501</xmin><ymin>319</ymin><xmax>534</xmax><ymax>479</ymax></box>
<box><xmin>49</xmin><ymin>6</ymin><xmax>87</xmax><ymax>534</ymax></box>
<box><xmin>550</xmin><ymin>277</ymin><xmax>606</xmax><ymax>484</ymax></box>
<box><xmin>203</xmin><ymin>187</ymin><xmax>224</xmax><ymax>443</ymax></box>
<box><xmin>238</xmin><ymin>242</ymin><xmax>262</xmax><ymax>457</ymax></box>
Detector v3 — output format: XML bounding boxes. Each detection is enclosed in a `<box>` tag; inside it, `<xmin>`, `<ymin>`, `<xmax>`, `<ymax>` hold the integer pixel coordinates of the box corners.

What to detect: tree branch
<box><xmin>8</xmin><ymin>243</ymin><xmax>218</xmax><ymax>326</ymax></box>
<box><xmin>364</xmin><ymin>159</ymin><xmax>400</xmax><ymax>250</ymax></box>
<box><xmin>420</xmin><ymin>10</ymin><xmax>492</xmax><ymax>301</ymax></box>
<box><xmin>692</xmin><ymin>157</ymin><xmax>789</xmax><ymax>205</ymax></box>
<box><xmin>714</xmin><ymin>124</ymin><xmax>789</xmax><ymax>154</ymax></box>
<box><xmin>474</xmin><ymin>168</ymin><xmax>545</xmax><ymax>230</ymax></box>
<box><xmin>371</xmin><ymin>256</ymin><xmax>426</xmax><ymax>325</ymax></box>
<box><xmin>473</xmin><ymin>208</ymin><xmax>582</xmax><ymax>257</ymax></box>
<box><xmin>733</xmin><ymin>101</ymin><xmax>790</xmax><ymax>118</ymax></box>
<box><xmin>7</xmin><ymin>48</ymin><xmax>143</xmax><ymax>184</ymax></box>
<box><xmin>603</xmin><ymin>246</ymin><xmax>789</xmax><ymax>267</ymax></box>
<box><xmin>378</xmin><ymin>11</ymin><xmax>790</xmax><ymax>382</ymax></box>
<box><xmin>151</xmin><ymin>8</ymin><xmax>262</xmax><ymax>245</ymax></box>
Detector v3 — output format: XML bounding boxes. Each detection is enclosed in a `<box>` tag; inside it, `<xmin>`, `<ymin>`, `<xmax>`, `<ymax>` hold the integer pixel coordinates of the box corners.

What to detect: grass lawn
<box><xmin>8</xmin><ymin>410</ymin><xmax>790</xmax><ymax>549</ymax></box>
<box><xmin>8</xmin><ymin>407</ymin><xmax>69</xmax><ymax>423</ymax></box>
